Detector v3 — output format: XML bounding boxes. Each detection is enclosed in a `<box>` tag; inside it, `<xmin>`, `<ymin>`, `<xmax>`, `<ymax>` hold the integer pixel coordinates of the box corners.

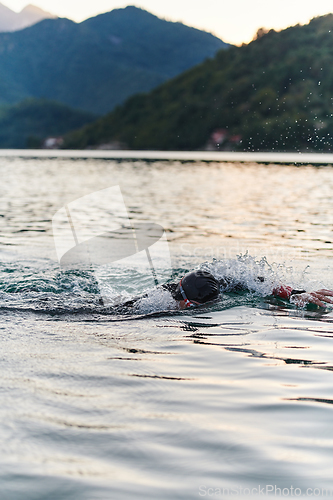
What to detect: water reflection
<box><xmin>155</xmin><ymin>308</ymin><xmax>333</xmax><ymax>375</ymax></box>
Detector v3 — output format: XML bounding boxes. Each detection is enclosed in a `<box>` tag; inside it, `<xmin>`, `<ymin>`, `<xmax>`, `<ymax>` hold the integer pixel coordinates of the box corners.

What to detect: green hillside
<box><xmin>63</xmin><ymin>14</ymin><xmax>333</xmax><ymax>152</ymax></box>
<box><xmin>0</xmin><ymin>99</ymin><xmax>95</xmax><ymax>148</ymax></box>
<box><xmin>0</xmin><ymin>6</ymin><xmax>228</xmax><ymax>115</ymax></box>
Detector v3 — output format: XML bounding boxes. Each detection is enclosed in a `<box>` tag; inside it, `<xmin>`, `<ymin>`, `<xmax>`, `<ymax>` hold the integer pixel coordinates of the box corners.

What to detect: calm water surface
<box><xmin>1</xmin><ymin>156</ymin><xmax>333</xmax><ymax>499</ymax></box>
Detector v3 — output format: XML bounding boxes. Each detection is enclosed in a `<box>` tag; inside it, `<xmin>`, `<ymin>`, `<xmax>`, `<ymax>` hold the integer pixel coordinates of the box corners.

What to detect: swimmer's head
<box><xmin>174</xmin><ymin>270</ymin><xmax>219</xmax><ymax>308</ymax></box>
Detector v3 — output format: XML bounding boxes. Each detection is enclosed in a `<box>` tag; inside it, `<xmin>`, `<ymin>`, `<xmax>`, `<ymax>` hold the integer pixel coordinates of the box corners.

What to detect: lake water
<box><xmin>1</xmin><ymin>155</ymin><xmax>333</xmax><ymax>499</ymax></box>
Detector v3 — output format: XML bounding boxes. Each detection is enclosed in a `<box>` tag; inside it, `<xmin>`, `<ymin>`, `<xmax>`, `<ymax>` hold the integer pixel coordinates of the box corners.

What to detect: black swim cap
<box><xmin>175</xmin><ymin>270</ymin><xmax>219</xmax><ymax>304</ymax></box>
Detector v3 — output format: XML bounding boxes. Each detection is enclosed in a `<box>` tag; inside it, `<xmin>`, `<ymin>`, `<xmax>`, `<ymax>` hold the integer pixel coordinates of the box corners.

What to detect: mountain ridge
<box><xmin>0</xmin><ymin>6</ymin><xmax>228</xmax><ymax>114</ymax></box>
<box><xmin>0</xmin><ymin>2</ymin><xmax>56</xmax><ymax>32</ymax></box>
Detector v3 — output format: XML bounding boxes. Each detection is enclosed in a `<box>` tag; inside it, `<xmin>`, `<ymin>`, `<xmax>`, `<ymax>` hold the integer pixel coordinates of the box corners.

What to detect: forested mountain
<box><xmin>0</xmin><ymin>99</ymin><xmax>95</xmax><ymax>148</ymax></box>
<box><xmin>63</xmin><ymin>14</ymin><xmax>333</xmax><ymax>152</ymax></box>
<box><xmin>0</xmin><ymin>6</ymin><xmax>228</xmax><ymax>115</ymax></box>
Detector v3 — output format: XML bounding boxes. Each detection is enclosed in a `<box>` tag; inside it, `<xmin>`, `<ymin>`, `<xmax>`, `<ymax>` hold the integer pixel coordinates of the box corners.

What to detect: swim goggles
<box><xmin>178</xmin><ymin>279</ymin><xmax>199</xmax><ymax>308</ymax></box>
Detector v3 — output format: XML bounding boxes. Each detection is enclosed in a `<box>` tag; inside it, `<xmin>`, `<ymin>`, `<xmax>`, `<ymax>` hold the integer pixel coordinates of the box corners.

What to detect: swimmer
<box><xmin>116</xmin><ymin>269</ymin><xmax>333</xmax><ymax>312</ymax></box>
<box><xmin>165</xmin><ymin>270</ymin><xmax>333</xmax><ymax>309</ymax></box>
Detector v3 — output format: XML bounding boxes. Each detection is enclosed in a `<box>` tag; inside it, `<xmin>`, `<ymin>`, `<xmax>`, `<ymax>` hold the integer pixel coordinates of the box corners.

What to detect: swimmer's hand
<box><xmin>290</xmin><ymin>289</ymin><xmax>333</xmax><ymax>308</ymax></box>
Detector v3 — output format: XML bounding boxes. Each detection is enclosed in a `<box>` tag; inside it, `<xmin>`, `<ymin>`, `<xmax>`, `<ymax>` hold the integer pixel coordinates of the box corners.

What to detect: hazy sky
<box><xmin>3</xmin><ymin>0</ymin><xmax>333</xmax><ymax>44</ymax></box>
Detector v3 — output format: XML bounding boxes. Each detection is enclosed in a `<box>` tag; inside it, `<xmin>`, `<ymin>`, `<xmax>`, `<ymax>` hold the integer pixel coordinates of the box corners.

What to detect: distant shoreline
<box><xmin>0</xmin><ymin>150</ymin><xmax>333</xmax><ymax>165</ymax></box>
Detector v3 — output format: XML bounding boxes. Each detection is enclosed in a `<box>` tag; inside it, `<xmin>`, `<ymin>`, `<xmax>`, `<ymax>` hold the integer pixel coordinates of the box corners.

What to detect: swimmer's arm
<box><xmin>273</xmin><ymin>285</ymin><xmax>333</xmax><ymax>307</ymax></box>
<box><xmin>289</xmin><ymin>289</ymin><xmax>333</xmax><ymax>308</ymax></box>
<box><xmin>221</xmin><ymin>277</ymin><xmax>333</xmax><ymax>307</ymax></box>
